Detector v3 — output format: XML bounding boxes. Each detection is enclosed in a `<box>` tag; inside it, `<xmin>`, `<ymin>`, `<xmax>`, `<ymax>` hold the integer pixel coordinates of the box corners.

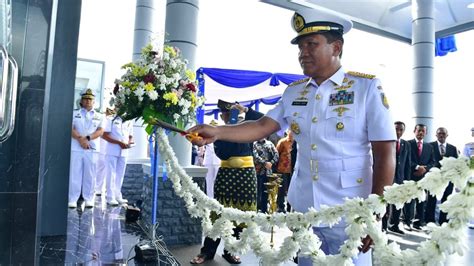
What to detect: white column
<box><xmin>164</xmin><ymin>0</ymin><xmax>199</xmax><ymax>166</ymax></box>
<box><xmin>412</xmin><ymin>0</ymin><xmax>435</xmax><ymax>142</ymax></box>
<box><xmin>128</xmin><ymin>0</ymin><xmax>157</xmax><ymax>162</ymax></box>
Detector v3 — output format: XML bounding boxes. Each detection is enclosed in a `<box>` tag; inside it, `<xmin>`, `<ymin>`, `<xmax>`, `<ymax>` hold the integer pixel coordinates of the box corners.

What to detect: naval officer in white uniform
<box><xmin>102</xmin><ymin>112</ymin><xmax>134</xmax><ymax>206</ymax></box>
<box><xmin>69</xmin><ymin>89</ymin><xmax>105</xmax><ymax>208</ymax></box>
<box><xmin>189</xmin><ymin>8</ymin><xmax>396</xmax><ymax>265</ymax></box>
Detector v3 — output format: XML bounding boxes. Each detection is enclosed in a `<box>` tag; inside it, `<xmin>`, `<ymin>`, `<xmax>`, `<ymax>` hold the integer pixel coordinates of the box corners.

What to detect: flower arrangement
<box><xmin>154</xmin><ymin>129</ymin><xmax>474</xmax><ymax>265</ymax></box>
<box><xmin>113</xmin><ymin>44</ymin><xmax>205</xmax><ymax>133</ymax></box>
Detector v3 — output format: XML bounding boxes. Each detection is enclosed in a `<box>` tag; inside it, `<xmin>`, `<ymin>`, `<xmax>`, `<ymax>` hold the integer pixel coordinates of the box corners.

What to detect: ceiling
<box><xmin>261</xmin><ymin>0</ymin><xmax>474</xmax><ymax>43</ymax></box>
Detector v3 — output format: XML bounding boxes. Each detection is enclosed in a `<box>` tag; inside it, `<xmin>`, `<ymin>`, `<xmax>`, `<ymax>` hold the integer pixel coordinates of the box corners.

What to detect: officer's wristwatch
<box><xmin>86</xmin><ymin>135</ymin><xmax>91</xmax><ymax>141</ymax></box>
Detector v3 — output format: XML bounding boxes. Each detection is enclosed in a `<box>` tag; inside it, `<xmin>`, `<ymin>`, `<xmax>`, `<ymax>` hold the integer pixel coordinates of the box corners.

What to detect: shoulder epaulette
<box><xmin>288</xmin><ymin>77</ymin><xmax>310</xmax><ymax>87</ymax></box>
<box><xmin>347</xmin><ymin>71</ymin><xmax>376</xmax><ymax>79</ymax></box>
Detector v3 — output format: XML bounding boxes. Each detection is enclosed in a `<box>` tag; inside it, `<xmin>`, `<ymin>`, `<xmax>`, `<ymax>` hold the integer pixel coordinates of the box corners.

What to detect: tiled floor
<box><xmin>39</xmin><ymin>197</ymin><xmax>474</xmax><ymax>265</ymax></box>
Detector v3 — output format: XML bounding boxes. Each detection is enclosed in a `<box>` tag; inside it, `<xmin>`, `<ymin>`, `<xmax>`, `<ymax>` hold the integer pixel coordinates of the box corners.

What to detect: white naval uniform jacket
<box><xmin>104</xmin><ymin>116</ymin><xmax>133</xmax><ymax>157</ymax></box>
<box><xmin>71</xmin><ymin>108</ymin><xmax>105</xmax><ymax>153</ymax></box>
<box><xmin>267</xmin><ymin>68</ymin><xmax>395</xmax><ymax>221</ymax></box>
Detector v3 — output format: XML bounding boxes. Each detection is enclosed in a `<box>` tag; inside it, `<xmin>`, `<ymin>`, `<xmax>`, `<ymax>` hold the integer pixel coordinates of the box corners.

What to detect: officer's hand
<box><xmin>264</xmin><ymin>162</ymin><xmax>272</xmax><ymax>170</ymax></box>
<box><xmin>232</xmin><ymin>103</ymin><xmax>246</xmax><ymax>114</ymax></box>
<box><xmin>79</xmin><ymin>137</ymin><xmax>89</xmax><ymax>149</ymax></box>
<box><xmin>119</xmin><ymin>142</ymin><xmax>129</xmax><ymax>149</ymax></box>
<box><xmin>187</xmin><ymin>124</ymin><xmax>218</xmax><ymax>147</ymax></box>
<box><xmin>359</xmin><ymin>235</ymin><xmax>373</xmax><ymax>253</ymax></box>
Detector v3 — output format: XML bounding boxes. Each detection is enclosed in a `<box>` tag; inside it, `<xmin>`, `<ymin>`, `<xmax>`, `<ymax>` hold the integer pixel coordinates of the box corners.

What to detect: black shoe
<box><xmin>388</xmin><ymin>226</ymin><xmax>405</xmax><ymax>235</ymax></box>
<box><xmin>413</xmin><ymin>223</ymin><xmax>422</xmax><ymax>230</ymax></box>
<box><xmin>403</xmin><ymin>224</ymin><xmax>412</xmax><ymax>231</ymax></box>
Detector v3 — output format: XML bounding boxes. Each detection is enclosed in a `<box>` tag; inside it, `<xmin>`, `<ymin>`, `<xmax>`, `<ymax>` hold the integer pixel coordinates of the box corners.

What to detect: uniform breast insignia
<box><xmin>74</xmin><ymin>114</ymin><xmax>81</xmax><ymax>118</ymax></box>
<box><xmin>288</xmin><ymin>77</ymin><xmax>310</xmax><ymax>87</ymax></box>
<box><xmin>336</xmin><ymin>122</ymin><xmax>344</xmax><ymax>131</ymax></box>
<box><xmin>333</xmin><ymin>106</ymin><xmax>350</xmax><ymax>117</ymax></box>
<box><xmin>347</xmin><ymin>71</ymin><xmax>376</xmax><ymax>79</ymax></box>
<box><xmin>377</xmin><ymin>85</ymin><xmax>383</xmax><ymax>90</ymax></box>
<box><xmin>290</xmin><ymin>121</ymin><xmax>301</xmax><ymax>134</ymax></box>
<box><xmin>329</xmin><ymin>90</ymin><xmax>354</xmax><ymax>106</ymax></box>
<box><xmin>381</xmin><ymin>93</ymin><xmax>390</xmax><ymax>109</ymax></box>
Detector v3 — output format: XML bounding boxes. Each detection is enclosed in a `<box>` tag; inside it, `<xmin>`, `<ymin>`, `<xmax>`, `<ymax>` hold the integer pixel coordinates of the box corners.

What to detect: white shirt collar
<box><xmin>307</xmin><ymin>67</ymin><xmax>345</xmax><ymax>88</ymax></box>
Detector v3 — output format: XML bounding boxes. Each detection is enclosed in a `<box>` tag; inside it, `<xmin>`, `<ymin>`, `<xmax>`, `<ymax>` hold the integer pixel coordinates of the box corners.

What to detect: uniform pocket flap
<box><xmin>340</xmin><ymin>168</ymin><xmax>370</xmax><ymax>189</ymax></box>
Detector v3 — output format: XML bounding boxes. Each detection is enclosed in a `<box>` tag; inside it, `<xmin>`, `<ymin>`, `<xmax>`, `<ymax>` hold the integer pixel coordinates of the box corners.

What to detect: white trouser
<box><xmin>204</xmin><ymin>164</ymin><xmax>219</xmax><ymax>198</ymax></box>
<box><xmin>298</xmin><ymin>226</ymin><xmax>372</xmax><ymax>266</ymax></box>
<box><xmin>68</xmin><ymin>150</ymin><xmax>97</xmax><ymax>202</ymax></box>
<box><xmin>105</xmin><ymin>155</ymin><xmax>127</xmax><ymax>202</ymax></box>
<box><xmin>95</xmin><ymin>153</ymin><xmax>107</xmax><ymax>193</ymax></box>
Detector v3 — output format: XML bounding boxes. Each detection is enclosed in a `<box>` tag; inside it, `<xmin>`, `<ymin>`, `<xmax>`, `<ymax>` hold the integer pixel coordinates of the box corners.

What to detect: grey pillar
<box><xmin>129</xmin><ymin>0</ymin><xmax>158</xmax><ymax>161</ymax></box>
<box><xmin>164</xmin><ymin>0</ymin><xmax>199</xmax><ymax>166</ymax></box>
<box><xmin>39</xmin><ymin>0</ymin><xmax>82</xmax><ymax>237</ymax></box>
<box><xmin>412</xmin><ymin>0</ymin><xmax>435</xmax><ymax>141</ymax></box>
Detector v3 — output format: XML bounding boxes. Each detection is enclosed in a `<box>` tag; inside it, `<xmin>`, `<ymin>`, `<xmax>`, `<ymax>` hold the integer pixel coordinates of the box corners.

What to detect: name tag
<box><xmin>291</xmin><ymin>101</ymin><xmax>308</xmax><ymax>106</ymax></box>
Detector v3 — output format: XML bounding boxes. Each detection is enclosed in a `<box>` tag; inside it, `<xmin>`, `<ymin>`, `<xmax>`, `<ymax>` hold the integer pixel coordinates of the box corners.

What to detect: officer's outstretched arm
<box><xmin>371</xmin><ymin>140</ymin><xmax>396</xmax><ymax>196</ymax></box>
<box><xmin>189</xmin><ymin>116</ymin><xmax>280</xmax><ymax>146</ymax></box>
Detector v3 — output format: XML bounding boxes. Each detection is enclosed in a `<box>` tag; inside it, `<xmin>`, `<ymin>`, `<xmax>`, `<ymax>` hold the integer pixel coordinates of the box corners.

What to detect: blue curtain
<box><xmin>199</xmin><ymin>67</ymin><xmax>273</xmax><ymax>88</ymax></box>
<box><xmin>435</xmin><ymin>35</ymin><xmax>457</xmax><ymax>57</ymax></box>
<box><xmin>197</xmin><ymin>68</ymin><xmax>307</xmax><ymax>118</ymax></box>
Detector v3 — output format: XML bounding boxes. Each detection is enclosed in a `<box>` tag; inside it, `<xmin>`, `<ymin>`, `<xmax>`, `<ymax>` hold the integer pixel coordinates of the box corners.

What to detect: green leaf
<box><xmin>145</xmin><ymin>124</ymin><xmax>155</xmax><ymax>135</ymax></box>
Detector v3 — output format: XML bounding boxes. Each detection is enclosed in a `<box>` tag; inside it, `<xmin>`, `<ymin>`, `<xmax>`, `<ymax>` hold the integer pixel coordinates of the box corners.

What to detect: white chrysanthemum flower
<box><xmin>146</xmin><ymin>90</ymin><xmax>158</xmax><ymax>100</ymax></box>
<box><xmin>169</xmin><ymin>59</ymin><xmax>177</xmax><ymax>69</ymax></box>
<box><xmin>158</xmin><ymin>74</ymin><xmax>167</xmax><ymax>84</ymax></box>
<box><xmin>162</xmin><ymin>52</ymin><xmax>169</xmax><ymax>60</ymax></box>
<box><xmin>123</xmin><ymin>88</ymin><xmax>131</xmax><ymax>96</ymax></box>
<box><xmin>134</xmin><ymin>87</ymin><xmax>145</xmax><ymax>98</ymax></box>
<box><xmin>173</xmin><ymin>113</ymin><xmax>180</xmax><ymax>121</ymax></box>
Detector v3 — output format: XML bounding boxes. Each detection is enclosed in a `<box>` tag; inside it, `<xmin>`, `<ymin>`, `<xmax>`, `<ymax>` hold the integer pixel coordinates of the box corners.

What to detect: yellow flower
<box><xmin>120</xmin><ymin>80</ymin><xmax>131</xmax><ymax>88</ymax></box>
<box><xmin>144</xmin><ymin>82</ymin><xmax>155</xmax><ymax>92</ymax></box>
<box><xmin>190</xmin><ymin>93</ymin><xmax>197</xmax><ymax>108</ymax></box>
<box><xmin>132</xmin><ymin>65</ymin><xmax>147</xmax><ymax>76</ymax></box>
<box><xmin>141</xmin><ymin>44</ymin><xmax>153</xmax><ymax>55</ymax></box>
<box><xmin>164</xmin><ymin>46</ymin><xmax>177</xmax><ymax>58</ymax></box>
<box><xmin>185</xmin><ymin>69</ymin><xmax>196</xmax><ymax>81</ymax></box>
<box><xmin>163</xmin><ymin>92</ymin><xmax>179</xmax><ymax>105</ymax></box>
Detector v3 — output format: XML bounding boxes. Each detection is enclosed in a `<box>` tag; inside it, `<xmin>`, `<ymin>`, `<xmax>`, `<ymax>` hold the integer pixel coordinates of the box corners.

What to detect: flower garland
<box><xmin>155</xmin><ymin>129</ymin><xmax>474</xmax><ymax>265</ymax></box>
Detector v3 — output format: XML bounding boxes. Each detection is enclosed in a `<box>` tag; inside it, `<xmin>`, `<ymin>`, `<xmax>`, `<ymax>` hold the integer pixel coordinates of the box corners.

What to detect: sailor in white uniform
<box><xmin>188</xmin><ymin>8</ymin><xmax>396</xmax><ymax>266</ymax></box>
<box><xmin>102</xmin><ymin>114</ymin><xmax>134</xmax><ymax>206</ymax></box>
<box><xmin>95</xmin><ymin>108</ymin><xmax>115</xmax><ymax>196</ymax></box>
<box><xmin>69</xmin><ymin>89</ymin><xmax>105</xmax><ymax>208</ymax></box>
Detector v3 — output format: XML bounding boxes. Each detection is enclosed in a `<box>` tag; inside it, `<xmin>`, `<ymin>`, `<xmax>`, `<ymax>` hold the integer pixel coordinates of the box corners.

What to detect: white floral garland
<box><xmin>155</xmin><ymin>129</ymin><xmax>474</xmax><ymax>265</ymax></box>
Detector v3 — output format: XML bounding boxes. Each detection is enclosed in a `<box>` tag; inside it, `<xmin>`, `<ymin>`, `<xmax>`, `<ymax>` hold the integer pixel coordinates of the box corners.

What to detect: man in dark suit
<box><xmin>403</xmin><ymin>124</ymin><xmax>435</xmax><ymax>231</ymax></box>
<box><xmin>384</xmin><ymin>121</ymin><xmax>411</xmax><ymax>234</ymax></box>
<box><xmin>425</xmin><ymin>127</ymin><xmax>458</xmax><ymax>225</ymax></box>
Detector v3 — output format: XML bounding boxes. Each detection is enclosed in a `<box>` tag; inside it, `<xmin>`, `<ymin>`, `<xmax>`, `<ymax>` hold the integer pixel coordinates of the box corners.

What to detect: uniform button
<box><xmin>312</xmin><ymin>175</ymin><xmax>319</xmax><ymax>181</ymax></box>
<box><xmin>293</xmin><ymin>112</ymin><xmax>298</xmax><ymax>116</ymax></box>
<box><xmin>311</xmin><ymin>144</ymin><xmax>317</xmax><ymax>150</ymax></box>
<box><xmin>312</xmin><ymin>117</ymin><xmax>318</xmax><ymax>123</ymax></box>
<box><xmin>315</xmin><ymin>94</ymin><xmax>321</xmax><ymax>100</ymax></box>
<box><xmin>356</xmin><ymin>178</ymin><xmax>363</xmax><ymax>184</ymax></box>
